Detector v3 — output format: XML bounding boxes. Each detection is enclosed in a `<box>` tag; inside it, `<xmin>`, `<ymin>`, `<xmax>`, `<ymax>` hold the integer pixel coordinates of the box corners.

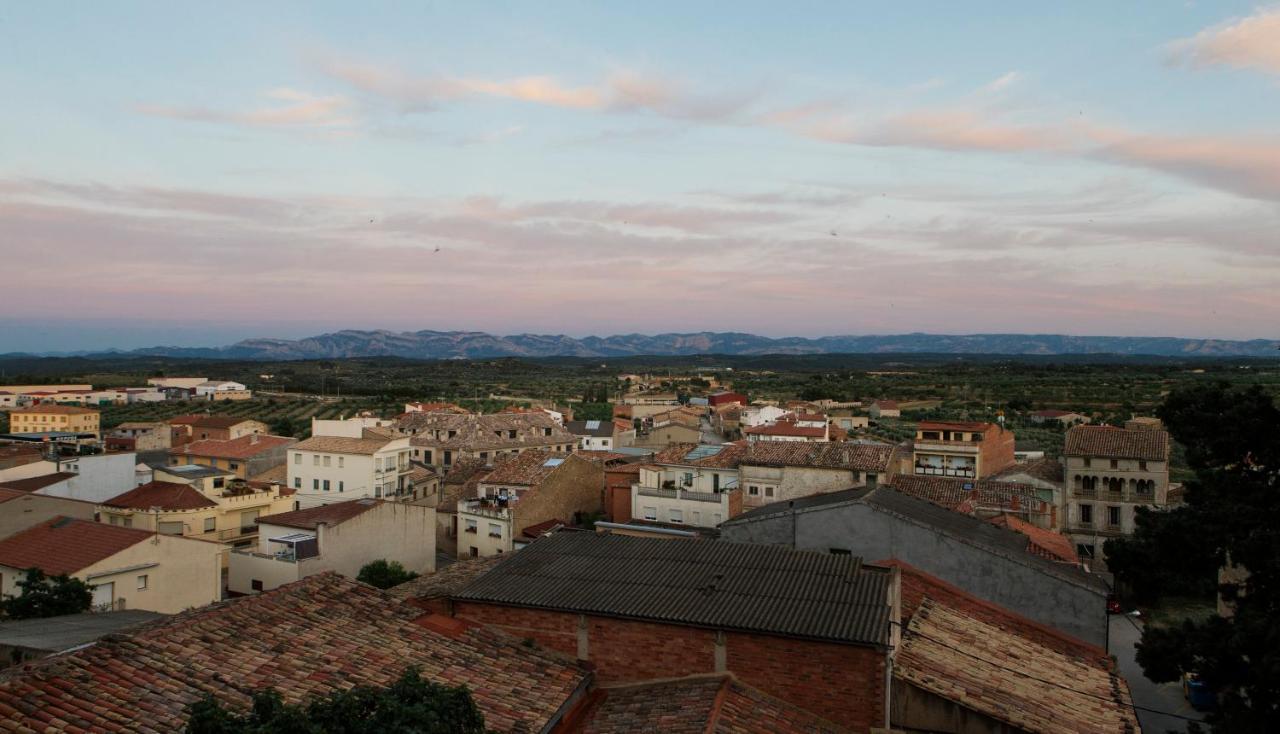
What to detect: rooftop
<box><xmin>573</xmin><ymin>674</ymin><xmax>853</xmax><ymax>733</ymax></box>
<box><xmin>260</xmin><ymin>499</ymin><xmax>383</xmax><ymax>530</ymax></box>
<box><xmin>741</xmin><ymin>441</ymin><xmax>895</xmax><ymax>472</ymax></box>
<box><xmin>725</xmin><ymin>487</ymin><xmax>1105</xmax><ymax>592</ymax></box>
<box><xmin>167</xmin><ymin>415</ymin><xmax>258</xmax><ymax>429</ymax></box>
<box><xmin>171</xmin><ymin>434</ymin><xmax>295</xmax><ymax>460</ymax></box>
<box><xmin>480</xmin><ymin>450</ymin><xmax>574</xmax><ymax>486</ymax></box>
<box><xmin>895</xmin><ymin>599</ymin><xmax>1138</xmax><ymax>733</ymax></box>
<box><xmin>917</xmin><ymin>420</ymin><xmax>997</xmax><ymax>433</ymax></box>
<box><xmin>101</xmin><ymin>480</ymin><xmax>218</xmax><ymax>511</ymax></box>
<box><xmin>888</xmin><ymin>475</ymin><xmax>1048</xmax><ymax>515</ymax></box>
<box><xmin>564</xmin><ymin>419</ymin><xmax>615</xmax><ymax>438</ymax></box>
<box><xmin>0</xmin><ymin>573</ymin><xmax>588</xmax><ymax>733</ymax></box>
<box><xmin>292</xmin><ymin>433</ymin><xmax>402</xmax><ymax>456</ymax></box>
<box><xmin>0</xmin><ymin>472</ymin><xmax>76</xmax><ymax>493</ymax></box>
<box><xmin>989</xmin><ymin>514</ymin><xmax>1079</xmax><ymax>564</ymax></box>
<box><xmin>0</xmin><ymin>610</ymin><xmax>164</xmax><ymax>654</ymax></box>
<box><xmin>454</xmin><ymin>531</ymin><xmax>894</xmax><ymax>648</ymax></box>
<box><xmin>388</xmin><ymin>555</ymin><xmax>508</xmax><ymax>601</ymax></box>
<box><xmin>158</xmin><ymin>463</ymin><xmax>235</xmax><ymax>479</ymax></box>
<box><xmin>744</xmin><ymin>422</ymin><xmax>827</xmax><ymax>438</ymax></box>
<box><xmin>397</xmin><ymin>411</ymin><xmax>575</xmax><ymax>451</ymax></box>
<box><xmin>9</xmin><ymin>405</ymin><xmax>98</xmax><ymax>416</ymax></box>
<box><xmin>0</xmin><ymin>517</ymin><xmax>154</xmax><ymax>576</ymax></box>
<box><xmin>1065</xmin><ymin>425</ymin><xmax>1170</xmax><ymax>461</ymax></box>
<box><xmin>990</xmin><ymin>457</ymin><xmax>1066</xmax><ymax>485</ymax></box>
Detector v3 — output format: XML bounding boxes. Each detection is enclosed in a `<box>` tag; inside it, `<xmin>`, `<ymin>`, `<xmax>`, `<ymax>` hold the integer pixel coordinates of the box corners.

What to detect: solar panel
<box><xmin>683</xmin><ymin>445</ymin><xmax>724</xmax><ymax>462</ymax></box>
<box><xmin>585</xmin><ymin>420</ymin><xmax>601</xmax><ymax>430</ymax></box>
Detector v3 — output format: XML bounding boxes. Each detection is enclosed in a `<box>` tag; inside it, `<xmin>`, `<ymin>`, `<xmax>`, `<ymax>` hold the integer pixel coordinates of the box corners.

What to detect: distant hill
<box><xmin>17</xmin><ymin>329</ymin><xmax>1276</xmax><ymax>360</ymax></box>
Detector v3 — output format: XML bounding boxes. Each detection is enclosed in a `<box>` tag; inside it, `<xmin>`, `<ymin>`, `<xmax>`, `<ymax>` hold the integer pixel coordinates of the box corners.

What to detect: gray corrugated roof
<box><xmin>725</xmin><ymin>487</ymin><xmax>1106</xmax><ymax>592</ymax></box>
<box><xmin>454</xmin><ymin>531</ymin><xmax>892</xmax><ymax>647</ymax></box>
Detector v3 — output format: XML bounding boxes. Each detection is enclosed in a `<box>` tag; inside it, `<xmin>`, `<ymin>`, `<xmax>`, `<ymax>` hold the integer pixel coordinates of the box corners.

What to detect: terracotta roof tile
<box><xmin>398</xmin><ymin>412</ymin><xmax>575</xmax><ymax>451</ymax></box>
<box><xmin>576</xmin><ymin>674</ymin><xmax>853</xmax><ymax>733</ymax></box>
<box><xmin>388</xmin><ymin>556</ymin><xmax>508</xmax><ymax>601</ymax></box>
<box><xmin>0</xmin><ymin>517</ymin><xmax>153</xmax><ymax>575</ymax></box>
<box><xmin>0</xmin><ymin>573</ymin><xmax>587</xmax><ymax>732</ymax></box>
<box><xmin>1065</xmin><ymin>425</ymin><xmax>1169</xmax><ymax>461</ymax></box>
<box><xmin>741</xmin><ymin>442</ymin><xmax>895</xmax><ymax>472</ymax></box>
<box><xmin>291</xmin><ymin>434</ymin><xmax>401</xmax><ymax>455</ymax></box>
<box><xmin>480</xmin><ymin>450</ymin><xmax>574</xmax><ymax>486</ymax></box>
<box><xmin>894</xmin><ymin>599</ymin><xmax>1138</xmax><ymax>733</ymax></box>
<box><xmin>102</xmin><ymin>481</ymin><xmax>218</xmax><ymax>511</ymax></box>
<box><xmin>889</xmin><ymin>475</ymin><xmax>1049</xmax><ymax>516</ymax></box>
<box><xmin>989</xmin><ymin>514</ymin><xmax>1079</xmax><ymax>564</ymax></box>
<box><xmin>744</xmin><ymin>422</ymin><xmax>827</xmax><ymax>438</ymax></box>
<box><xmin>171</xmin><ymin>434</ymin><xmax>295</xmax><ymax>460</ymax></box>
<box><xmin>990</xmin><ymin>457</ymin><xmax>1066</xmax><ymax>485</ymax></box>
<box><xmin>259</xmin><ymin>499</ymin><xmax>382</xmax><ymax>530</ymax></box>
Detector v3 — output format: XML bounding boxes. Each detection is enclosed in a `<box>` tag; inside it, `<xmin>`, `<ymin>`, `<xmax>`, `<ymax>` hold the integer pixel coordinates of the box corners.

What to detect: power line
<box><xmin>895</xmin><ymin>622</ymin><xmax>1205</xmax><ymax>724</ymax></box>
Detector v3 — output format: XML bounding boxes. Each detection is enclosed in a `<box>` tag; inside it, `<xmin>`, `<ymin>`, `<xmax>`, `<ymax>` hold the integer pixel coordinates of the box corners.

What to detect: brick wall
<box><xmin>453</xmin><ymin>601</ymin><xmax>885</xmax><ymax>729</ymax></box>
<box><xmin>513</xmin><ymin>454</ymin><xmax>604</xmax><ymax>534</ymax></box>
<box><xmin>979</xmin><ymin>426</ymin><xmax>1017</xmax><ymax>477</ymax></box>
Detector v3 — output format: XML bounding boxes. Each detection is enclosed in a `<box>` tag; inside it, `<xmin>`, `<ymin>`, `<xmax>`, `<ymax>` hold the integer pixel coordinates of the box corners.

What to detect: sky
<box><xmin>2</xmin><ymin>2</ymin><xmax>1280</xmax><ymax>352</ymax></box>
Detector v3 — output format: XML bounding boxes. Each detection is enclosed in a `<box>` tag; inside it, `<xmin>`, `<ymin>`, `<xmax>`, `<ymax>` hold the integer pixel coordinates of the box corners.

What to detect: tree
<box><xmin>1104</xmin><ymin>383</ymin><xmax>1280</xmax><ymax>732</ymax></box>
<box><xmin>268</xmin><ymin>416</ymin><xmax>297</xmax><ymax>437</ymax></box>
<box><xmin>356</xmin><ymin>560</ymin><xmax>419</xmax><ymax>590</ymax></box>
<box><xmin>185</xmin><ymin>666</ymin><xmax>486</xmax><ymax>734</ymax></box>
<box><xmin>576</xmin><ymin>403</ymin><xmax>614</xmax><ymax>422</ymax></box>
<box><xmin>0</xmin><ymin>568</ymin><xmax>94</xmax><ymax>619</ymax></box>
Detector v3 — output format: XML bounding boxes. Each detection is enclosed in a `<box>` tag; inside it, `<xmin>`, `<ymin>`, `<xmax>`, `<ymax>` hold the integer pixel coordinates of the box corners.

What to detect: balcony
<box><xmin>635</xmin><ymin>486</ymin><xmax>724</xmax><ymax>503</ymax></box>
<box><xmin>212</xmin><ymin>524</ymin><xmax>259</xmax><ymax>541</ymax></box>
<box><xmin>913</xmin><ymin>466</ymin><xmax>976</xmax><ymax>479</ymax></box>
<box><xmin>913</xmin><ymin>440</ymin><xmax>980</xmax><ymax>454</ymax></box>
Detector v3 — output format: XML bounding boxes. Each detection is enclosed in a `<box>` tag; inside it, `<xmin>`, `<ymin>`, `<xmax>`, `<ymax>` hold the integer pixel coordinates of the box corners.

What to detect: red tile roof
<box><xmin>741</xmin><ymin>441</ymin><xmax>895</xmax><ymax>472</ymax></box>
<box><xmin>0</xmin><ymin>573</ymin><xmax>588</xmax><ymax>732</ymax></box>
<box><xmin>573</xmin><ymin>674</ymin><xmax>853</xmax><ymax>733</ymax></box>
<box><xmin>989</xmin><ymin>514</ymin><xmax>1079</xmax><ymax>564</ymax></box>
<box><xmin>480</xmin><ymin>450</ymin><xmax>574</xmax><ymax>486</ymax></box>
<box><xmin>102</xmin><ymin>481</ymin><xmax>218</xmax><ymax>511</ymax></box>
<box><xmin>888</xmin><ymin>475</ymin><xmax>1048</xmax><ymax>516</ymax></box>
<box><xmin>0</xmin><ymin>472</ymin><xmax>76</xmax><ymax>493</ymax></box>
<box><xmin>171</xmin><ymin>434</ymin><xmax>294</xmax><ymax>460</ymax></box>
<box><xmin>917</xmin><ymin>420</ymin><xmax>996</xmax><ymax>433</ymax></box>
<box><xmin>0</xmin><ymin>488</ymin><xmax>31</xmax><ymax>504</ymax></box>
<box><xmin>744</xmin><ymin>422</ymin><xmax>827</xmax><ymax>437</ymax></box>
<box><xmin>894</xmin><ymin>599</ymin><xmax>1138</xmax><ymax>733</ymax></box>
<box><xmin>388</xmin><ymin>556</ymin><xmax>508</xmax><ymax>601</ymax></box>
<box><xmin>1065</xmin><ymin>425</ymin><xmax>1169</xmax><ymax>461</ymax></box>
<box><xmin>521</xmin><ymin>518</ymin><xmax>568</xmax><ymax>538</ymax></box>
<box><xmin>0</xmin><ymin>517</ymin><xmax>153</xmax><ymax>575</ymax></box>
<box><xmin>259</xmin><ymin>499</ymin><xmax>382</xmax><ymax>530</ymax></box>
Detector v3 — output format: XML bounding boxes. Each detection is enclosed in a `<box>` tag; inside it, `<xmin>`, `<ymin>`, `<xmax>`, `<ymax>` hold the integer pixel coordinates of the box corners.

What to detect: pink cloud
<box><xmin>1169</xmin><ymin>8</ymin><xmax>1280</xmax><ymax>76</ymax></box>
<box><xmin>138</xmin><ymin>88</ymin><xmax>356</xmax><ymax>130</ymax></box>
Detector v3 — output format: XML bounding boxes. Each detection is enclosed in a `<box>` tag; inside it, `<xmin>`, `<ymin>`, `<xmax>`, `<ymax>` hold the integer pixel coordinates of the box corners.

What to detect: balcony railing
<box><xmin>210</xmin><ymin>524</ymin><xmax>258</xmax><ymax>541</ymax></box>
<box><xmin>635</xmin><ymin>486</ymin><xmax>725</xmax><ymax>504</ymax></box>
<box><xmin>913</xmin><ymin>466</ymin><xmax>976</xmax><ymax>478</ymax></box>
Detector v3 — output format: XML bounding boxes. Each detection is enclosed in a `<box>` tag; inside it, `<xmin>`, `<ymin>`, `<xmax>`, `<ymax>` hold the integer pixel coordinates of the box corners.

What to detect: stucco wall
<box><xmin>0</xmin><ymin>494</ymin><xmax>96</xmax><ymax>539</ymax></box>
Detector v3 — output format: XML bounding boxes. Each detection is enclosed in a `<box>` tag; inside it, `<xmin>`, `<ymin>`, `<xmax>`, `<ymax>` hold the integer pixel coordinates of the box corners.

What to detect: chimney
<box><xmin>250</xmin><ymin>434</ymin><xmax>259</xmax><ymax>445</ymax></box>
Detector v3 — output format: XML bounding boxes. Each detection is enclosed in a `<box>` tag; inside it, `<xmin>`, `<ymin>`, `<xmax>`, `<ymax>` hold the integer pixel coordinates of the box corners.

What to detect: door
<box><xmin>92</xmin><ymin>581</ymin><xmax>114</xmax><ymax>610</ymax></box>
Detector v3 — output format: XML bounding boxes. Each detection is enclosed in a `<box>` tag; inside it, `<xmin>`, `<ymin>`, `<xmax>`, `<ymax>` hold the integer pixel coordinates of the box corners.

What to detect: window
<box><xmin>465</xmin><ymin>519</ymin><xmax>478</xmax><ymax>534</ymax></box>
<box><xmin>323</xmin><ymin>456</ymin><xmax>331</xmax><ymax>467</ymax></box>
<box><xmin>682</xmin><ymin>472</ymin><xmax>693</xmax><ymax>487</ymax></box>
<box><xmin>323</xmin><ymin>479</ymin><xmax>330</xmax><ymax>491</ymax></box>
<box><xmin>829</xmin><ymin>548</ymin><xmax>852</xmax><ymax>555</ymax></box>
<box><xmin>1139</xmin><ymin>460</ymin><xmax>1148</xmax><ymax>471</ymax></box>
<box><xmin>444</xmin><ymin>451</ymin><xmax>452</xmax><ymax>465</ymax></box>
<box><xmin>1076</xmin><ymin>543</ymin><xmax>1095</xmax><ymax>560</ymax></box>
<box><xmin>313</xmin><ymin>479</ymin><xmax>319</xmax><ymax>490</ymax></box>
<box><xmin>765</xmin><ymin>486</ymin><xmax>775</xmax><ymax>498</ymax></box>
<box><xmin>136</xmin><ymin>574</ymin><xmax>148</xmax><ymax>590</ymax></box>
<box><xmin>213</xmin><ymin>478</ymin><xmax>224</xmax><ymax>489</ymax></box>
<box><xmin>229</xmin><ymin>462</ymin><xmax>239</xmax><ymax>471</ymax></box>
<box><xmin>158</xmin><ymin>521</ymin><xmax>184</xmax><ymax>535</ymax></box>
<box><xmin>692</xmin><ymin>511</ymin><xmax>701</xmax><ymax>524</ymax></box>
<box><xmin>643</xmin><ymin>506</ymin><xmax>657</xmax><ymax>521</ymax></box>
<box><xmin>123</xmin><ymin>517</ymin><xmax>132</xmax><ymax>528</ymax></box>
<box><xmin>1110</xmin><ymin>459</ymin><xmax>1118</xmax><ymax>469</ymax></box>
<box><xmin>294</xmin><ymin>477</ymin><xmax>301</xmax><ymax>489</ymax></box>
<box><xmin>251</xmin><ymin>579</ymin><xmax>264</xmax><ymax>591</ymax></box>
<box><xmin>488</xmin><ymin>523</ymin><xmax>503</xmax><ymax>538</ymax></box>
<box><xmin>1083</xmin><ymin>458</ymin><xmax>1092</xmax><ymax>468</ymax></box>
<box><xmin>108</xmin><ymin>515</ymin><xmax>118</xmax><ymax>525</ymax></box>
<box><xmin>669</xmin><ymin>509</ymin><xmax>683</xmax><ymax>524</ymax></box>
<box><xmin>748</xmin><ymin>485</ymin><xmax>759</xmax><ymax>496</ymax></box>
<box><xmin>294</xmin><ymin>453</ymin><xmax>301</xmax><ymax>464</ymax></box>
<box><xmin>203</xmin><ymin>517</ymin><xmax>215</xmax><ymax>532</ymax></box>
<box><xmin>1108</xmin><ymin>506</ymin><xmax>1122</xmax><ymax>527</ymax></box>
<box><xmin>338</xmin><ymin>456</ymin><xmax>344</xmax><ymax>468</ymax></box>
<box><xmin>469</xmin><ymin>547</ymin><xmax>479</xmax><ymax>558</ymax></box>
<box><xmin>313</xmin><ymin>455</ymin><xmax>319</xmax><ymax>466</ymax></box>
<box><xmin>1079</xmin><ymin>504</ymin><xmax>1093</xmax><ymax>525</ymax></box>
<box><xmin>338</xmin><ymin>481</ymin><xmax>344</xmax><ymax>492</ymax></box>
<box><xmin>423</xmin><ymin>450</ymin><xmax>432</xmax><ymax>464</ymax></box>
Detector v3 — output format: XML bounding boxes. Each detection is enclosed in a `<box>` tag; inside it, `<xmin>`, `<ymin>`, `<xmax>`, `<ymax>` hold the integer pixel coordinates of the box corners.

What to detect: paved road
<box><xmin>1109</xmin><ymin>614</ymin><xmax>1204</xmax><ymax>733</ymax></box>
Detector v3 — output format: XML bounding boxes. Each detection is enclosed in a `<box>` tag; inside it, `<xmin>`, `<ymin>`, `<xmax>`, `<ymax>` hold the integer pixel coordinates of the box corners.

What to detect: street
<box><xmin>1109</xmin><ymin>614</ymin><xmax>1204</xmax><ymax>733</ymax></box>
<box><xmin>699</xmin><ymin>416</ymin><xmax>724</xmax><ymax>445</ymax></box>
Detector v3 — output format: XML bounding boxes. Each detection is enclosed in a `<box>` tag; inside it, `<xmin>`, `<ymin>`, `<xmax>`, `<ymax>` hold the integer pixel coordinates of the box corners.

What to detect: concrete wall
<box><xmin>231</xmin><ymin>502</ymin><xmax>435</xmax><ymax>594</ymax></box>
<box><xmin>630</xmin><ymin>423</ymin><xmax>701</xmax><ymax>449</ymax></box>
<box><xmin>631</xmin><ymin>487</ymin><xmax>734</xmax><ymax>528</ymax></box>
<box><xmin>288</xmin><ymin>438</ymin><xmax>411</xmax><ymax>508</ymax></box>
<box><xmin>721</xmin><ymin>502</ymin><xmax>1107</xmax><ymax>648</ymax></box>
<box><xmin>0</xmin><ymin>494</ymin><xmax>96</xmax><ymax>539</ymax></box>
<box><xmin>38</xmin><ymin>453</ymin><xmax>137</xmax><ymax>503</ymax></box>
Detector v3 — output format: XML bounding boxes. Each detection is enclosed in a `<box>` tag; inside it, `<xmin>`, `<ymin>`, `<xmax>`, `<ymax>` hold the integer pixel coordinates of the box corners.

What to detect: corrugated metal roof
<box><xmin>454</xmin><ymin>532</ymin><xmax>892</xmax><ymax>647</ymax></box>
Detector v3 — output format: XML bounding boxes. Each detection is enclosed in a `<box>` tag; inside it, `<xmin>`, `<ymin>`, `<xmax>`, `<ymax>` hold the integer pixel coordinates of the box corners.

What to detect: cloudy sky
<box><xmin>2</xmin><ymin>2</ymin><xmax>1279</xmax><ymax>351</ymax></box>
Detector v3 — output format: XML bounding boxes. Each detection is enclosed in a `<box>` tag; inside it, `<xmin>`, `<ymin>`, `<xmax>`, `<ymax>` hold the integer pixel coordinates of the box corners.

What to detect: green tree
<box><xmin>268</xmin><ymin>416</ymin><xmax>297</xmax><ymax>437</ymax></box>
<box><xmin>576</xmin><ymin>403</ymin><xmax>614</xmax><ymax>422</ymax></box>
<box><xmin>356</xmin><ymin>560</ymin><xmax>419</xmax><ymax>590</ymax></box>
<box><xmin>185</xmin><ymin>666</ymin><xmax>486</xmax><ymax>734</ymax></box>
<box><xmin>1105</xmin><ymin>383</ymin><xmax>1280</xmax><ymax>732</ymax></box>
<box><xmin>0</xmin><ymin>568</ymin><xmax>94</xmax><ymax>619</ymax></box>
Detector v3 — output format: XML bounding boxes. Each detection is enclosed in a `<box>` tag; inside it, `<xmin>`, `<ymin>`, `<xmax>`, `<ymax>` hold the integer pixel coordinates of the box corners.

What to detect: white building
<box><xmin>0</xmin><ymin>452</ymin><xmax>138</xmax><ymax>504</ymax></box>
<box><xmin>147</xmin><ymin>377</ymin><xmax>208</xmax><ymax>390</ymax></box>
<box><xmin>195</xmin><ymin>381</ymin><xmax>250</xmax><ymax>399</ymax></box>
<box><xmin>738</xmin><ymin>405</ymin><xmax>789</xmax><ymax>429</ymax></box>
<box><xmin>564</xmin><ymin>420</ymin><xmax>615</xmax><ymax>451</ymax></box>
<box><xmin>227</xmin><ymin>499</ymin><xmax>435</xmax><ymax>595</ymax></box>
<box><xmin>287</xmin><ymin>422</ymin><xmax>413</xmax><ymax>509</ymax></box>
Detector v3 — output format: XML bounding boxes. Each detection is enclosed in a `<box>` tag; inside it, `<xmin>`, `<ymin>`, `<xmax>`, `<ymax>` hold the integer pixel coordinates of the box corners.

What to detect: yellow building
<box><xmin>97</xmin><ymin>469</ymin><xmax>296</xmax><ymax>564</ymax></box>
<box><xmin>7</xmin><ymin>404</ymin><xmax>101</xmax><ymax>439</ymax></box>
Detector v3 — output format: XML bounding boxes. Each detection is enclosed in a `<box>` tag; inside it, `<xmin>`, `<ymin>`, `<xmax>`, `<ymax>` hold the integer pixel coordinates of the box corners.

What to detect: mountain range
<box><xmin>21</xmin><ymin>329</ymin><xmax>1277</xmax><ymax>360</ymax></box>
